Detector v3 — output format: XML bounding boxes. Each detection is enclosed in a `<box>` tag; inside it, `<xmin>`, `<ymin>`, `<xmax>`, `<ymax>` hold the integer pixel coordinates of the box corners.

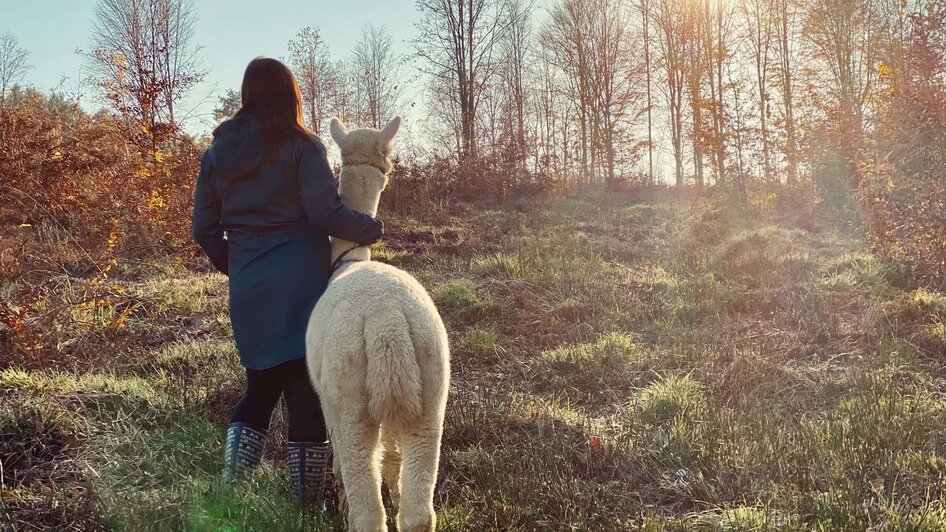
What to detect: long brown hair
<box><xmin>237</xmin><ymin>57</ymin><xmax>313</xmax><ymax>162</ymax></box>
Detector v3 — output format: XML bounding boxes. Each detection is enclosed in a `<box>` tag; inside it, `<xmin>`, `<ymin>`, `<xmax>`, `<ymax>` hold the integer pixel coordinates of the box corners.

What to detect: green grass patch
<box><xmin>633</xmin><ymin>374</ymin><xmax>708</xmax><ymax>427</ymax></box>
<box><xmin>461</xmin><ymin>327</ymin><xmax>499</xmax><ymax>349</ymax></box>
<box><xmin>432</xmin><ymin>279</ymin><xmax>487</xmax><ymax>320</ymax></box>
<box><xmin>533</xmin><ymin>333</ymin><xmax>653</xmax><ymax>407</ymax></box>
<box><xmin>913</xmin><ymin>287</ymin><xmax>946</xmax><ymax>316</ymax></box>
<box><xmin>89</xmin><ymin>414</ymin><xmax>331</xmax><ymax>531</ymax></box>
<box><xmin>139</xmin><ymin>274</ymin><xmax>227</xmax><ymax>315</ymax></box>
<box><xmin>686</xmin><ymin>507</ymin><xmax>802</xmax><ymax>531</ymax></box>
<box><xmin>821</xmin><ymin>252</ymin><xmax>894</xmax><ymax>290</ymax></box>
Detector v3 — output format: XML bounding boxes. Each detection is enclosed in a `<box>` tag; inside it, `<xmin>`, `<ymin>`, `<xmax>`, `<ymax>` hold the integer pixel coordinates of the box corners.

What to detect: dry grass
<box><xmin>2</xmin><ymin>193</ymin><xmax>946</xmax><ymax>530</ymax></box>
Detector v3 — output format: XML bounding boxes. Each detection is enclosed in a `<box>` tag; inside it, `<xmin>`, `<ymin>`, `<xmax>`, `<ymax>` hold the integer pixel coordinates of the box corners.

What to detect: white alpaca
<box><xmin>305</xmin><ymin>117</ymin><xmax>450</xmax><ymax>532</ymax></box>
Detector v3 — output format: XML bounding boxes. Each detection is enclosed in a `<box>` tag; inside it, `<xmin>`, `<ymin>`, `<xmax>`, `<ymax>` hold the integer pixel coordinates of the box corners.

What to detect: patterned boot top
<box><xmin>287</xmin><ymin>440</ymin><xmax>333</xmax><ymax>509</ymax></box>
<box><xmin>223</xmin><ymin>422</ymin><xmax>267</xmax><ymax>484</ymax></box>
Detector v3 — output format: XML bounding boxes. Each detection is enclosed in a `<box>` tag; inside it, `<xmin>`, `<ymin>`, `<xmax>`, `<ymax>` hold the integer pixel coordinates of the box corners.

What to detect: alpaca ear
<box><xmin>379</xmin><ymin>116</ymin><xmax>401</xmax><ymax>148</ymax></box>
<box><xmin>330</xmin><ymin>118</ymin><xmax>349</xmax><ymax>147</ymax></box>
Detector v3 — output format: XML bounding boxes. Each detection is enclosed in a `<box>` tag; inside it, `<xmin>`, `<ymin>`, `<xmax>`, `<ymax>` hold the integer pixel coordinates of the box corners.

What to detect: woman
<box><xmin>191</xmin><ymin>57</ymin><xmax>383</xmax><ymax>509</ymax></box>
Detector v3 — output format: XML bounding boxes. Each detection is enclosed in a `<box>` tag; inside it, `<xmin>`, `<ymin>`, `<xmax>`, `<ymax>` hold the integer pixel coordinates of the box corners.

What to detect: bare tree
<box><xmin>89</xmin><ymin>0</ymin><xmax>203</xmax><ymax>133</ymax></box>
<box><xmin>588</xmin><ymin>0</ymin><xmax>642</xmax><ymax>186</ymax></box>
<box><xmin>729</xmin><ymin>62</ymin><xmax>749</xmax><ymax>182</ymax></box>
<box><xmin>0</xmin><ymin>33</ymin><xmax>31</xmax><ymax>106</ymax></box>
<box><xmin>804</xmin><ymin>0</ymin><xmax>886</xmax><ymax>146</ymax></box>
<box><xmin>542</xmin><ymin>0</ymin><xmax>594</xmax><ymax>183</ymax></box>
<box><xmin>684</xmin><ymin>0</ymin><xmax>706</xmax><ymax>187</ymax></box>
<box><xmin>157</xmin><ymin>0</ymin><xmax>199</xmax><ymax>125</ymax></box>
<box><xmin>532</xmin><ymin>49</ymin><xmax>571</xmax><ymax>178</ymax></box>
<box><xmin>773</xmin><ymin>0</ymin><xmax>801</xmax><ymax>183</ymax></box>
<box><xmin>425</xmin><ymin>75</ymin><xmax>465</xmax><ymax>156</ymax></box>
<box><xmin>330</xmin><ymin>59</ymin><xmax>360</xmax><ymax>125</ymax></box>
<box><xmin>700</xmin><ymin>0</ymin><xmax>736</xmax><ymax>185</ymax></box>
<box><xmin>635</xmin><ymin>0</ymin><xmax>656</xmax><ymax>184</ymax></box>
<box><xmin>498</xmin><ymin>0</ymin><xmax>533</xmax><ymax>179</ymax></box>
<box><xmin>653</xmin><ymin>0</ymin><xmax>690</xmax><ymax>186</ymax></box>
<box><xmin>415</xmin><ymin>0</ymin><xmax>509</xmax><ymax>160</ymax></box>
<box><xmin>740</xmin><ymin>0</ymin><xmax>776</xmax><ymax>183</ymax></box>
<box><xmin>543</xmin><ymin>0</ymin><xmax>642</xmax><ymax>186</ymax></box>
<box><xmin>479</xmin><ymin>77</ymin><xmax>505</xmax><ymax>157</ymax></box>
<box><xmin>289</xmin><ymin>26</ymin><xmax>335</xmax><ymax>134</ymax></box>
<box><xmin>353</xmin><ymin>24</ymin><xmax>404</xmax><ymax>130</ymax></box>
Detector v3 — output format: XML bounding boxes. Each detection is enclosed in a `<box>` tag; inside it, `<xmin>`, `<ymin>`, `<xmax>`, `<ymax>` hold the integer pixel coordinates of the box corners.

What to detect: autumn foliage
<box><xmin>0</xmin><ymin>92</ymin><xmax>202</xmax><ymax>364</ymax></box>
<box><xmin>1</xmin><ymin>92</ymin><xmax>201</xmax><ymax>254</ymax></box>
<box><xmin>859</xmin><ymin>8</ymin><xmax>946</xmax><ymax>287</ymax></box>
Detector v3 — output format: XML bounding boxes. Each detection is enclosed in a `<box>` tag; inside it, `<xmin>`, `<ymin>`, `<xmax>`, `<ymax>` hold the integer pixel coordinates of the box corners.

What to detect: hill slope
<box><xmin>2</xmin><ymin>195</ymin><xmax>945</xmax><ymax>531</ymax></box>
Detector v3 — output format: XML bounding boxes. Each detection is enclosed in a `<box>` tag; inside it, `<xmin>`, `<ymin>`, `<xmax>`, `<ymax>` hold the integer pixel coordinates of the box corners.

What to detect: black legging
<box><xmin>230</xmin><ymin>358</ymin><xmax>327</xmax><ymax>442</ymax></box>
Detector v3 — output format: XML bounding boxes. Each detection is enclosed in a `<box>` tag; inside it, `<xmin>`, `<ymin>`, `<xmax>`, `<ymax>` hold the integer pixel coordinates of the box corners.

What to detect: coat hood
<box><xmin>208</xmin><ymin>114</ymin><xmax>265</xmax><ymax>180</ymax></box>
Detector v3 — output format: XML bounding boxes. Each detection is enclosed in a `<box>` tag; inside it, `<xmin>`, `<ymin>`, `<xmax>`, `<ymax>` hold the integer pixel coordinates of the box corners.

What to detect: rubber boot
<box><xmin>223</xmin><ymin>422</ymin><xmax>267</xmax><ymax>484</ymax></box>
<box><xmin>287</xmin><ymin>440</ymin><xmax>334</xmax><ymax>514</ymax></box>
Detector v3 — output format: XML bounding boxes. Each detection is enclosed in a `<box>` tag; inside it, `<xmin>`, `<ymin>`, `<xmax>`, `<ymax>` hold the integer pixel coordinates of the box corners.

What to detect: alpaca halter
<box><xmin>348</xmin><ymin>161</ymin><xmax>392</xmax><ymax>177</ymax></box>
<box><xmin>331</xmin><ymin>244</ymin><xmax>367</xmax><ymax>272</ymax></box>
<box><xmin>331</xmin><ymin>160</ymin><xmax>387</xmax><ymax>273</ymax></box>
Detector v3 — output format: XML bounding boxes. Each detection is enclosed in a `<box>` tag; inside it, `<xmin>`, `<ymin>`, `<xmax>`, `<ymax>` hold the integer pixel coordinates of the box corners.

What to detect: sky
<box><xmin>0</xmin><ymin>0</ymin><xmax>425</xmax><ymax>135</ymax></box>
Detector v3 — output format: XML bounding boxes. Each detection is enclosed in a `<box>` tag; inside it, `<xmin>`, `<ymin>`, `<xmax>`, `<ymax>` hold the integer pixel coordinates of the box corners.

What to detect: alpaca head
<box><xmin>329</xmin><ymin>117</ymin><xmax>401</xmax><ymax>217</ymax></box>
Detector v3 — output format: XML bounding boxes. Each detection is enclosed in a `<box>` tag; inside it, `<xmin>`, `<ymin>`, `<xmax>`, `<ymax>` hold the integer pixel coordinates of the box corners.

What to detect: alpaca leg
<box><xmin>332</xmin><ymin>418</ymin><xmax>386</xmax><ymax>532</ymax></box>
<box><xmin>397</xmin><ymin>419</ymin><xmax>443</xmax><ymax>532</ymax></box>
<box><xmin>380</xmin><ymin>426</ymin><xmax>402</xmax><ymax>508</ymax></box>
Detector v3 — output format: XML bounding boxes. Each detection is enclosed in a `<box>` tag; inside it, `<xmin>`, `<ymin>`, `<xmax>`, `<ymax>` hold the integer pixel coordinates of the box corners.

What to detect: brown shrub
<box><xmin>381</xmin><ymin>152</ymin><xmax>573</xmax><ymax>215</ymax></box>
<box><xmin>0</xmin><ymin>96</ymin><xmax>203</xmax><ymax>365</ymax></box>
<box><xmin>1</xmin><ymin>100</ymin><xmax>202</xmax><ymax>262</ymax></box>
<box><xmin>859</xmin><ymin>8</ymin><xmax>946</xmax><ymax>287</ymax></box>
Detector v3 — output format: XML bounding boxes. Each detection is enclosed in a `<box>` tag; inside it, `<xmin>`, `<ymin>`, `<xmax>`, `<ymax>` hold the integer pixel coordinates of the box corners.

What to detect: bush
<box><xmin>0</xmin><ymin>94</ymin><xmax>204</xmax><ymax>364</ymax></box>
<box><xmin>859</xmin><ymin>8</ymin><xmax>946</xmax><ymax>287</ymax></box>
<box><xmin>0</xmin><ymin>98</ymin><xmax>202</xmax><ymax>259</ymax></box>
<box><xmin>382</xmin><ymin>152</ymin><xmax>573</xmax><ymax>215</ymax></box>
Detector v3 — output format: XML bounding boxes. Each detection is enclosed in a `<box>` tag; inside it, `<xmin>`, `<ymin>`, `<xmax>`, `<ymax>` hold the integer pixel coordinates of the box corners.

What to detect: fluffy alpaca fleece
<box><xmin>305</xmin><ymin>117</ymin><xmax>450</xmax><ymax>532</ymax></box>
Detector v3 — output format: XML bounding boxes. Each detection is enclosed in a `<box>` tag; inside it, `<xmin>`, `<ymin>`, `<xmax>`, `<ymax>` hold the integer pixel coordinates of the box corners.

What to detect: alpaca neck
<box><xmin>330</xmin><ymin>237</ymin><xmax>371</xmax><ymax>264</ymax></box>
<box><xmin>329</xmin><ymin>164</ymin><xmax>384</xmax><ymax>265</ymax></box>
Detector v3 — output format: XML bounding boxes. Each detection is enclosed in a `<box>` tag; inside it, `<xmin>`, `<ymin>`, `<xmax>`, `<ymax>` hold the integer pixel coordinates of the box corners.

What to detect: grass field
<box><xmin>3</xmin><ymin>192</ymin><xmax>946</xmax><ymax>531</ymax></box>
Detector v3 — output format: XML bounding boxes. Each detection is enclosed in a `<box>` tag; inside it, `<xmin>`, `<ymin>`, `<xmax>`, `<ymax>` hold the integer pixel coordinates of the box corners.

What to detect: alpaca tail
<box><xmin>364</xmin><ymin>309</ymin><xmax>423</xmax><ymax>428</ymax></box>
